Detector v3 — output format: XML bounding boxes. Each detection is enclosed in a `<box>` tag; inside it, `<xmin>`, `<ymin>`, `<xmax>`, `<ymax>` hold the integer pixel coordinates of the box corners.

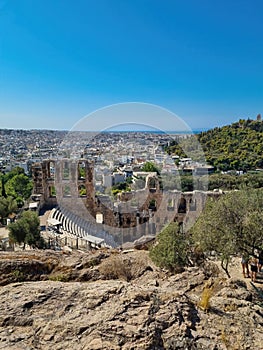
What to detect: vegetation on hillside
<box><xmin>166</xmin><ymin>119</ymin><xmax>263</xmax><ymax>171</ymax></box>
<box><xmin>160</xmin><ymin>172</ymin><xmax>263</xmax><ymax>192</ymax></box>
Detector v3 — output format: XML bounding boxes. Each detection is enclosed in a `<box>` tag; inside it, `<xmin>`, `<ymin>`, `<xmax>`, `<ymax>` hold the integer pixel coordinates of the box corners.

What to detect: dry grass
<box><xmin>198</xmin><ymin>278</ymin><xmax>225</xmax><ymax>312</ymax></box>
<box><xmin>220</xmin><ymin>326</ymin><xmax>243</xmax><ymax>350</ymax></box>
<box><xmin>99</xmin><ymin>252</ymin><xmax>151</xmax><ymax>282</ymax></box>
<box><xmin>198</xmin><ymin>285</ymin><xmax>214</xmax><ymax>312</ymax></box>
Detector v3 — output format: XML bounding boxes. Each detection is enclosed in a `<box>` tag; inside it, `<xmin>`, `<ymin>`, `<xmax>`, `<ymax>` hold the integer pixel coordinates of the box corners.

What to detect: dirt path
<box><xmin>225</xmin><ymin>256</ymin><xmax>263</xmax><ymax>290</ymax></box>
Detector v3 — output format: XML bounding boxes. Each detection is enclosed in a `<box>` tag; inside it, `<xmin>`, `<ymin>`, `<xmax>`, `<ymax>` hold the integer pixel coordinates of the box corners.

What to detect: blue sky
<box><xmin>0</xmin><ymin>0</ymin><xmax>263</xmax><ymax>131</ymax></box>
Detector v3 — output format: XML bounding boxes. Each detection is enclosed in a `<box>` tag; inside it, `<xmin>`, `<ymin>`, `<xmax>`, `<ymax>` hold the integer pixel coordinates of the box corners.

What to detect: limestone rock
<box><xmin>0</xmin><ymin>251</ymin><xmax>262</xmax><ymax>349</ymax></box>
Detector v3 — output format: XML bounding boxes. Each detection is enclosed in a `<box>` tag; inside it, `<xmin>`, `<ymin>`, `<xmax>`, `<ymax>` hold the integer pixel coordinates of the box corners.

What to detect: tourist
<box><xmin>249</xmin><ymin>256</ymin><xmax>258</xmax><ymax>282</ymax></box>
<box><xmin>241</xmin><ymin>254</ymin><xmax>249</xmax><ymax>278</ymax></box>
<box><xmin>258</xmin><ymin>250</ymin><xmax>263</xmax><ymax>273</ymax></box>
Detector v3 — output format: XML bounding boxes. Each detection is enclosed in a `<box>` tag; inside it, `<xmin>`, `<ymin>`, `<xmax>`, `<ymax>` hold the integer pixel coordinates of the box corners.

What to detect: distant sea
<box><xmin>100</xmin><ymin>128</ymin><xmax>208</xmax><ymax>135</ymax></box>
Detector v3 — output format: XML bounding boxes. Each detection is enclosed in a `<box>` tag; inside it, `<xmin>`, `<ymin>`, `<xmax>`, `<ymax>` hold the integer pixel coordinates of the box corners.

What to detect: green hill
<box><xmin>167</xmin><ymin>118</ymin><xmax>263</xmax><ymax>171</ymax></box>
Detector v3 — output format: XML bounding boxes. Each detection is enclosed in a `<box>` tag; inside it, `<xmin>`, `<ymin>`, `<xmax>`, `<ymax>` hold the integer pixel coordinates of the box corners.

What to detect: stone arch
<box><xmin>145</xmin><ymin>175</ymin><xmax>160</xmax><ymax>191</ymax></box>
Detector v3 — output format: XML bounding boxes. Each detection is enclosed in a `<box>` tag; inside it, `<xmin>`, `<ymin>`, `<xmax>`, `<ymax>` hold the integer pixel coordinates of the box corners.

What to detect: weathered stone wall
<box><xmin>32</xmin><ymin>160</ymin><xmax>222</xmax><ymax>240</ymax></box>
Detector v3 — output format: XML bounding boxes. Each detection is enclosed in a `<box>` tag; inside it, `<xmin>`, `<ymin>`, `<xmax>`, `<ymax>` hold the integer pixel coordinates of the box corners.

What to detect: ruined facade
<box><xmin>32</xmin><ymin>160</ymin><xmax>221</xmax><ymax>245</ymax></box>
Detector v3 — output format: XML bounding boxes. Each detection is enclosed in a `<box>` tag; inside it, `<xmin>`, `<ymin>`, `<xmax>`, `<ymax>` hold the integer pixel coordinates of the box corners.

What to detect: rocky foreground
<box><xmin>0</xmin><ymin>250</ymin><xmax>262</xmax><ymax>350</ymax></box>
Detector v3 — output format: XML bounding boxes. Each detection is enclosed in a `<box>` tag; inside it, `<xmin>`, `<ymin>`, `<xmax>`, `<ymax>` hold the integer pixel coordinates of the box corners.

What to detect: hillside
<box><xmin>0</xmin><ymin>250</ymin><xmax>262</xmax><ymax>349</ymax></box>
<box><xmin>167</xmin><ymin>119</ymin><xmax>263</xmax><ymax>171</ymax></box>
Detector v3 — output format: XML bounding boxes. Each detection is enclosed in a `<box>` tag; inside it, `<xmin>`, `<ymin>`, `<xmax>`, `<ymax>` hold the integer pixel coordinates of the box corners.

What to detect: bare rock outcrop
<box><xmin>0</xmin><ymin>251</ymin><xmax>262</xmax><ymax>349</ymax></box>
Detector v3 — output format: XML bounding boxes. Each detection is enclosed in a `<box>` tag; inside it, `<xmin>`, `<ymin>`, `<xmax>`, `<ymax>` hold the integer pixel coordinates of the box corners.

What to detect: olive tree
<box><xmin>191</xmin><ymin>188</ymin><xmax>263</xmax><ymax>277</ymax></box>
<box><xmin>150</xmin><ymin>222</ymin><xmax>189</xmax><ymax>272</ymax></box>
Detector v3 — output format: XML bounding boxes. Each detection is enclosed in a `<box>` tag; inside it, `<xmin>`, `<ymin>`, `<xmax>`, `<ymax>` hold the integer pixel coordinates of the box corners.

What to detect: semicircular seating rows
<box><xmin>48</xmin><ymin>207</ymin><xmax>117</xmax><ymax>248</ymax></box>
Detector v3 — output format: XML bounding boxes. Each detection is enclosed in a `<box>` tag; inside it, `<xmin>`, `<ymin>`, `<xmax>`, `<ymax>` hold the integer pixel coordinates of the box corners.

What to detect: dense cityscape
<box><xmin>0</xmin><ymin>128</ymin><xmax>212</xmax><ymax>178</ymax></box>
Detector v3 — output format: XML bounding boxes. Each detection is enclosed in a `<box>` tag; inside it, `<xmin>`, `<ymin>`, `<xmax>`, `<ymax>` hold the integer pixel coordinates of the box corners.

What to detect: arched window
<box><xmin>78</xmin><ymin>161</ymin><xmax>86</xmax><ymax>179</ymax></box>
<box><xmin>189</xmin><ymin>198</ymin><xmax>196</xmax><ymax>211</ymax></box>
<box><xmin>48</xmin><ymin>161</ymin><xmax>55</xmax><ymax>179</ymax></box>
<box><xmin>149</xmin><ymin>199</ymin><xmax>157</xmax><ymax>210</ymax></box>
<box><xmin>49</xmin><ymin>185</ymin><xmax>56</xmax><ymax>198</ymax></box>
<box><xmin>178</xmin><ymin>197</ymin><xmax>187</xmax><ymax>213</ymax></box>
<box><xmin>63</xmin><ymin>185</ymin><xmax>71</xmax><ymax>197</ymax></box>
<box><xmin>167</xmin><ymin>198</ymin><xmax>174</xmax><ymax>211</ymax></box>
<box><xmin>149</xmin><ymin>177</ymin><xmax>156</xmax><ymax>189</ymax></box>
<box><xmin>96</xmin><ymin>213</ymin><xmax>103</xmax><ymax>224</ymax></box>
<box><xmin>63</xmin><ymin>162</ymin><xmax>70</xmax><ymax>180</ymax></box>
<box><xmin>78</xmin><ymin>185</ymin><xmax>86</xmax><ymax>197</ymax></box>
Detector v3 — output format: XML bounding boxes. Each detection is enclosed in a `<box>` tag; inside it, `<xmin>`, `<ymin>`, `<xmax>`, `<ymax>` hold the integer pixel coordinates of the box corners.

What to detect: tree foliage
<box><xmin>191</xmin><ymin>188</ymin><xmax>263</xmax><ymax>277</ymax></box>
<box><xmin>0</xmin><ymin>197</ymin><xmax>17</xmax><ymax>223</ymax></box>
<box><xmin>2</xmin><ymin>166</ymin><xmax>25</xmax><ymax>183</ymax></box>
<box><xmin>207</xmin><ymin>172</ymin><xmax>263</xmax><ymax>190</ymax></box>
<box><xmin>5</xmin><ymin>174</ymin><xmax>33</xmax><ymax>200</ymax></box>
<box><xmin>110</xmin><ymin>181</ymin><xmax>131</xmax><ymax>197</ymax></box>
<box><xmin>8</xmin><ymin>211</ymin><xmax>45</xmax><ymax>249</ymax></box>
<box><xmin>0</xmin><ymin>166</ymin><xmax>33</xmax><ymax>209</ymax></box>
<box><xmin>149</xmin><ymin>222</ymin><xmax>189</xmax><ymax>272</ymax></box>
<box><xmin>141</xmin><ymin>161</ymin><xmax>160</xmax><ymax>175</ymax></box>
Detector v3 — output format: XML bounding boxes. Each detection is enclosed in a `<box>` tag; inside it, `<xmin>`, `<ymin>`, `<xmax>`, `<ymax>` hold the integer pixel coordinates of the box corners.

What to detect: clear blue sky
<box><xmin>0</xmin><ymin>0</ymin><xmax>263</xmax><ymax>131</ymax></box>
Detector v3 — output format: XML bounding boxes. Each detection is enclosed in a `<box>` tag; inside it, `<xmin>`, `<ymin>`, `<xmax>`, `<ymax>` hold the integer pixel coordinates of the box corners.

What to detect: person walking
<box><xmin>241</xmin><ymin>254</ymin><xmax>250</xmax><ymax>278</ymax></box>
<box><xmin>258</xmin><ymin>250</ymin><xmax>263</xmax><ymax>273</ymax></box>
<box><xmin>249</xmin><ymin>256</ymin><xmax>258</xmax><ymax>282</ymax></box>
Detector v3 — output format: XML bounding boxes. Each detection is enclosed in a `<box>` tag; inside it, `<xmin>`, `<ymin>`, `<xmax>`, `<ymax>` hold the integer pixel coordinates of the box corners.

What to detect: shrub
<box><xmin>12</xmin><ymin>269</ymin><xmax>25</xmax><ymax>282</ymax></box>
<box><xmin>149</xmin><ymin>222</ymin><xmax>189</xmax><ymax>273</ymax></box>
<box><xmin>48</xmin><ymin>274</ymin><xmax>69</xmax><ymax>282</ymax></box>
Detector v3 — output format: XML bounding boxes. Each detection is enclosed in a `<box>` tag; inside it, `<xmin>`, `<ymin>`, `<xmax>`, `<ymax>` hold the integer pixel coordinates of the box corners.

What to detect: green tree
<box><xmin>150</xmin><ymin>222</ymin><xmax>189</xmax><ymax>272</ymax></box>
<box><xmin>5</xmin><ymin>174</ymin><xmax>33</xmax><ymax>200</ymax></box>
<box><xmin>191</xmin><ymin>188</ymin><xmax>263</xmax><ymax>277</ymax></box>
<box><xmin>0</xmin><ymin>196</ymin><xmax>17</xmax><ymax>224</ymax></box>
<box><xmin>141</xmin><ymin>161</ymin><xmax>160</xmax><ymax>175</ymax></box>
<box><xmin>111</xmin><ymin>181</ymin><xmax>131</xmax><ymax>197</ymax></box>
<box><xmin>2</xmin><ymin>167</ymin><xmax>25</xmax><ymax>183</ymax></box>
<box><xmin>0</xmin><ymin>176</ymin><xmax>7</xmax><ymax>198</ymax></box>
<box><xmin>8</xmin><ymin>211</ymin><xmax>45</xmax><ymax>249</ymax></box>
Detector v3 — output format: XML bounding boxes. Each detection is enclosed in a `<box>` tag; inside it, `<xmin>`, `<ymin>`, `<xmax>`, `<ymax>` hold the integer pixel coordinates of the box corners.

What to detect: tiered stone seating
<box><xmin>47</xmin><ymin>207</ymin><xmax>117</xmax><ymax>247</ymax></box>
